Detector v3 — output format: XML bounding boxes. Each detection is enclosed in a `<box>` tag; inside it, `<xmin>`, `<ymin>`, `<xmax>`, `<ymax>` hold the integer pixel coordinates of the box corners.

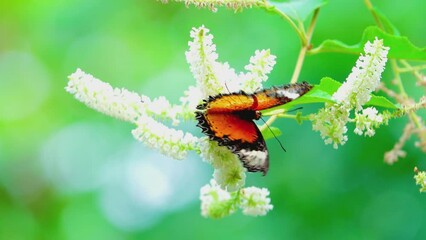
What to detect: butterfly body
<box><xmin>196</xmin><ymin>82</ymin><xmax>312</xmax><ymax>175</ymax></box>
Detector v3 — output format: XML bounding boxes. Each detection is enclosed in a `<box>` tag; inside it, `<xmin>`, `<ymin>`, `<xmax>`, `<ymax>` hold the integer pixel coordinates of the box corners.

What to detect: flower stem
<box><xmin>277</xmin><ymin>113</ymin><xmax>310</xmax><ymax>121</ymax></box>
<box><xmin>391</xmin><ymin>60</ymin><xmax>408</xmax><ymax>98</ymax></box>
<box><xmin>397</xmin><ymin>64</ymin><xmax>426</xmax><ymax>73</ymax></box>
<box><xmin>364</xmin><ymin>0</ymin><xmax>384</xmax><ymax>30</ymax></box>
<box><xmin>258</xmin><ymin>6</ymin><xmax>320</xmax><ymax>129</ymax></box>
<box><xmin>259</xmin><ymin>113</ymin><xmax>310</xmax><ymax>132</ymax></box>
<box><xmin>290</xmin><ymin>8</ymin><xmax>320</xmax><ymax>84</ymax></box>
<box><xmin>390</xmin><ymin>60</ymin><xmax>423</xmax><ymax>131</ymax></box>
<box><xmin>258</xmin><ymin>1</ymin><xmax>307</xmax><ymax>46</ymax></box>
<box><xmin>399</xmin><ymin>60</ymin><xmax>426</xmax><ymax>83</ymax></box>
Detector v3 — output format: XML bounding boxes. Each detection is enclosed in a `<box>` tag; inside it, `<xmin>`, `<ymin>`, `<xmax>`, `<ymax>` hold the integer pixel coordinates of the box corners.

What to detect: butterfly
<box><xmin>195</xmin><ymin>82</ymin><xmax>312</xmax><ymax>175</ymax></box>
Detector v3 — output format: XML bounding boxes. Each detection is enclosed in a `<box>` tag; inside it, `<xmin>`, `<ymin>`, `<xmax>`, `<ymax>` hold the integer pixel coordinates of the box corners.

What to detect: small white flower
<box><xmin>185</xmin><ymin>26</ymin><xmax>277</xmax><ymax>98</ymax></box>
<box><xmin>414</xmin><ymin>170</ymin><xmax>426</xmax><ymax>193</ymax></box>
<box><xmin>186</xmin><ymin>26</ymin><xmax>225</xmax><ymax>97</ymax></box>
<box><xmin>199</xmin><ymin>138</ymin><xmax>246</xmax><ymax>190</ymax></box>
<box><xmin>213</xmin><ymin>164</ymin><xmax>246</xmax><ymax>192</ymax></box>
<box><xmin>333</xmin><ymin>38</ymin><xmax>389</xmax><ymax>111</ymax></box>
<box><xmin>180</xmin><ymin>85</ymin><xmax>203</xmax><ymax>112</ymax></box>
<box><xmin>159</xmin><ymin>0</ymin><xmax>257</xmax><ymax>12</ymax></box>
<box><xmin>239</xmin><ymin>49</ymin><xmax>276</xmax><ymax>93</ymax></box>
<box><xmin>147</xmin><ymin>96</ymin><xmax>188</xmax><ymax>125</ymax></box>
<box><xmin>239</xmin><ymin>187</ymin><xmax>273</xmax><ymax>216</ymax></box>
<box><xmin>311</xmin><ymin>103</ymin><xmax>349</xmax><ymax>149</ymax></box>
<box><xmin>132</xmin><ymin>115</ymin><xmax>199</xmax><ymax>160</ymax></box>
<box><xmin>66</xmin><ymin>69</ymin><xmax>145</xmax><ymax>123</ymax></box>
<box><xmin>148</xmin><ymin>96</ymin><xmax>170</xmax><ymax>116</ymax></box>
<box><xmin>200</xmin><ymin>179</ymin><xmax>236</xmax><ymax>218</ymax></box>
<box><xmin>199</xmin><ymin>138</ymin><xmax>237</xmax><ymax>167</ymax></box>
<box><xmin>354</xmin><ymin>107</ymin><xmax>384</xmax><ymax>137</ymax></box>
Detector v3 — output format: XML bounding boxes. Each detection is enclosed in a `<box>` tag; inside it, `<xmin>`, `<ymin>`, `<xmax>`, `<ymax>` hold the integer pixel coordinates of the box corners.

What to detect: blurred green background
<box><xmin>0</xmin><ymin>0</ymin><xmax>425</xmax><ymax>239</ymax></box>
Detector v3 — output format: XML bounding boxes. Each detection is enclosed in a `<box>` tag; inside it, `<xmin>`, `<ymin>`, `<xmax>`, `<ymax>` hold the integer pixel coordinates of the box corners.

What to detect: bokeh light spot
<box><xmin>0</xmin><ymin>51</ymin><xmax>50</xmax><ymax>121</ymax></box>
<box><xmin>99</xmin><ymin>143</ymin><xmax>208</xmax><ymax>231</ymax></box>
<box><xmin>40</xmin><ymin>122</ymin><xmax>124</xmax><ymax>193</ymax></box>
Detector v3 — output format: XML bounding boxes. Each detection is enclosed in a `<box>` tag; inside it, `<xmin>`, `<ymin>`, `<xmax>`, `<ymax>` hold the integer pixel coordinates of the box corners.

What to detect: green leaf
<box><xmin>366</xmin><ymin>95</ymin><xmax>398</xmax><ymax>109</ymax></box>
<box><xmin>262</xmin><ymin>77</ymin><xmax>336</xmax><ymax>114</ymax></box>
<box><xmin>309</xmin><ymin>40</ymin><xmax>360</xmax><ymax>55</ymax></box>
<box><xmin>309</xmin><ymin>26</ymin><xmax>426</xmax><ymax>60</ymax></box>
<box><xmin>282</xmin><ymin>77</ymin><xmax>339</xmax><ymax>108</ymax></box>
<box><xmin>269</xmin><ymin>0</ymin><xmax>328</xmax><ymax>22</ymax></box>
<box><xmin>371</xmin><ymin>7</ymin><xmax>400</xmax><ymax>36</ymax></box>
<box><xmin>315</xmin><ymin>77</ymin><xmax>398</xmax><ymax>109</ymax></box>
<box><xmin>261</xmin><ymin>126</ymin><xmax>282</xmax><ymax>140</ymax></box>
<box><xmin>314</xmin><ymin>77</ymin><xmax>340</xmax><ymax>94</ymax></box>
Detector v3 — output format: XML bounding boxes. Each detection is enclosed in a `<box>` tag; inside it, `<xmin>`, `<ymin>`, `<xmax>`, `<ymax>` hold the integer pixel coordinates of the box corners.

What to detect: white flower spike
<box><xmin>66</xmin><ymin>69</ymin><xmax>199</xmax><ymax>160</ymax></box>
<box><xmin>66</xmin><ymin>69</ymin><xmax>145</xmax><ymax>123</ymax></box>
<box><xmin>311</xmin><ymin>38</ymin><xmax>389</xmax><ymax>148</ymax></box>
<box><xmin>333</xmin><ymin>38</ymin><xmax>389</xmax><ymax>111</ymax></box>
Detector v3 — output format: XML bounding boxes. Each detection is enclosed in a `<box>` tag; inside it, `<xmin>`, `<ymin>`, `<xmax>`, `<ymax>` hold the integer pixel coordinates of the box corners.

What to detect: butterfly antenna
<box><xmin>224</xmin><ymin>82</ymin><xmax>243</xmax><ymax>105</ymax></box>
<box><xmin>224</xmin><ymin>82</ymin><xmax>232</xmax><ymax>94</ymax></box>
<box><xmin>287</xmin><ymin>106</ymin><xmax>303</xmax><ymax>113</ymax></box>
<box><xmin>259</xmin><ymin>117</ymin><xmax>286</xmax><ymax>152</ymax></box>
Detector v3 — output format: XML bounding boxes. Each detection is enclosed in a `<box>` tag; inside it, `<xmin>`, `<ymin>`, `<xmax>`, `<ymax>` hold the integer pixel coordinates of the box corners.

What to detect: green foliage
<box><xmin>366</xmin><ymin>95</ymin><xmax>399</xmax><ymax>110</ymax></box>
<box><xmin>312</xmin><ymin>77</ymin><xmax>399</xmax><ymax>109</ymax></box>
<box><xmin>310</xmin><ymin>26</ymin><xmax>426</xmax><ymax>60</ymax></box>
<box><xmin>371</xmin><ymin>6</ymin><xmax>400</xmax><ymax>35</ymax></box>
<box><xmin>269</xmin><ymin>0</ymin><xmax>328</xmax><ymax>22</ymax></box>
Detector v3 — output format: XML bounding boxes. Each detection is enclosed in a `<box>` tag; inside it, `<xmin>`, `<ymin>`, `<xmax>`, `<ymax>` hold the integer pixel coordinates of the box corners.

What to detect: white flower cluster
<box><xmin>186</xmin><ymin>26</ymin><xmax>225</xmax><ymax>97</ymax></box>
<box><xmin>179</xmin><ymin>85</ymin><xmax>203</xmax><ymax>114</ymax></box>
<box><xmin>66</xmin><ymin>69</ymin><xmax>199</xmax><ymax>160</ymax></box>
<box><xmin>354</xmin><ymin>107</ymin><xmax>386</xmax><ymax>137</ymax></box>
<box><xmin>132</xmin><ymin>115</ymin><xmax>198</xmax><ymax>159</ymax></box>
<box><xmin>144</xmin><ymin>96</ymin><xmax>186</xmax><ymax>126</ymax></box>
<box><xmin>240</xmin><ymin>187</ymin><xmax>273</xmax><ymax>216</ymax></box>
<box><xmin>311</xmin><ymin>38</ymin><xmax>390</xmax><ymax>148</ymax></box>
<box><xmin>200</xmin><ymin>180</ymin><xmax>273</xmax><ymax>218</ymax></box>
<box><xmin>200</xmin><ymin>179</ymin><xmax>236</xmax><ymax>218</ymax></box>
<box><xmin>414</xmin><ymin>170</ymin><xmax>426</xmax><ymax>193</ymax></box>
<box><xmin>333</xmin><ymin>38</ymin><xmax>389</xmax><ymax>111</ymax></box>
<box><xmin>311</xmin><ymin>103</ymin><xmax>349</xmax><ymax>149</ymax></box>
<box><xmin>185</xmin><ymin>25</ymin><xmax>276</xmax><ymax>100</ymax></box>
<box><xmin>241</xmin><ymin>49</ymin><xmax>277</xmax><ymax>93</ymax></box>
<box><xmin>158</xmin><ymin>0</ymin><xmax>258</xmax><ymax>12</ymax></box>
<box><xmin>66</xmin><ymin>69</ymin><xmax>145</xmax><ymax>123</ymax></box>
<box><xmin>199</xmin><ymin>138</ymin><xmax>246</xmax><ymax>191</ymax></box>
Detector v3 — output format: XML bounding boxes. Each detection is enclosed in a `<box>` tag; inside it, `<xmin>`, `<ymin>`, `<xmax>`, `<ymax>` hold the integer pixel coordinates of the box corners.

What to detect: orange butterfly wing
<box><xmin>196</xmin><ymin>82</ymin><xmax>312</xmax><ymax>175</ymax></box>
<box><xmin>202</xmin><ymin>112</ymin><xmax>258</xmax><ymax>143</ymax></box>
<box><xmin>206</xmin><ymin>82</ymin><xmax>312</xmax><ymax>112</ymax></box>
<box><xmin>196</xmin><ymin>111</ymin><xmax>269</xmax><ymax>174</ymax></box>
